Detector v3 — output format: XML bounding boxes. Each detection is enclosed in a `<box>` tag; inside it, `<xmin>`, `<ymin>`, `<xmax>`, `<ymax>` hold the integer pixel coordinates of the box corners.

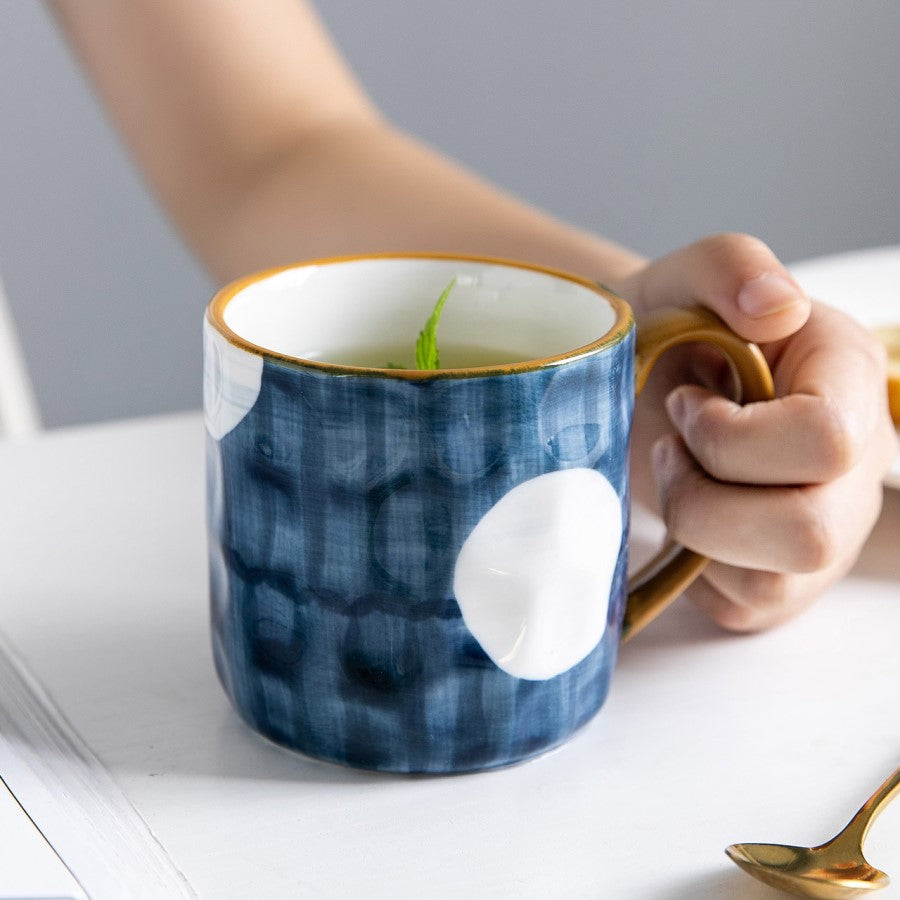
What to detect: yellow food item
<box><xmin>874</xmin><ymin>325</ymin><xmax>900</xmax><ymax>426</ymax></box>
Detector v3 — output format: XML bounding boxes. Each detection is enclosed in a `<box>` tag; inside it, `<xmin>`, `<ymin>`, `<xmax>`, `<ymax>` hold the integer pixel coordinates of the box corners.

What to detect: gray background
<box><xmin>1</xmin><ymin>1</ymin><xmax>897</xmax><ymax>428</ymax></box>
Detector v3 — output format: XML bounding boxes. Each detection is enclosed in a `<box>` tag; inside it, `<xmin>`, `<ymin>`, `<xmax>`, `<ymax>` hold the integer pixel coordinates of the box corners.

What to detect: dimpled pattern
<box><xmin>207</xmin><ymin>331</ymin><xmax>635</xmax><ymax>772</ymax></box>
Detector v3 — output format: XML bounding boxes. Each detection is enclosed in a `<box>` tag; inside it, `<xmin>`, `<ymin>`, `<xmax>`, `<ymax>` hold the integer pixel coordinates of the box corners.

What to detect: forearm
<box><xmin>187</xmin><ymin>118</ymin><xmax>645</xmax><ymax>285</ymax></box>
<box><xmin>50</xmin><ymin>0</ymin><xmax>643</xmax><ymax>286</ymax></box>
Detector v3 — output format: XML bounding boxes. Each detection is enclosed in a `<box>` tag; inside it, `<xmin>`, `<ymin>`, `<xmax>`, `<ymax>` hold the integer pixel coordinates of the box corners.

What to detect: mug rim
<box><xmin>205</xmin><ymin>252</ymin><xmax>635</xmax><ymax>379</ymax></box>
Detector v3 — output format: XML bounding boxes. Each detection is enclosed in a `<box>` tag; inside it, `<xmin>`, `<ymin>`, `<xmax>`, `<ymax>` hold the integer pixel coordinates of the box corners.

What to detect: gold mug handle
<box><xmin>621</xmin><ymin>306</ymin><xmax>775</xmax><ymax>642</ymax></box>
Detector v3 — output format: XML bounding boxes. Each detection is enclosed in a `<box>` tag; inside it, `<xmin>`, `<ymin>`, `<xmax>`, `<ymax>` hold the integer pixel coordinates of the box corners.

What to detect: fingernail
<box><xmin>665</xmin><ymin>388</ymin><xmax>687</xmax><ymax>429</ymax></box>
<box><xmin>651</xmin><ymin>436</ymin><xmax>673</xmax><ymax>475</ymax></box>
<box><xmin>737</xmin><ymin>273</ymin><xmax>806</xmax><ymax>318</ymax></box>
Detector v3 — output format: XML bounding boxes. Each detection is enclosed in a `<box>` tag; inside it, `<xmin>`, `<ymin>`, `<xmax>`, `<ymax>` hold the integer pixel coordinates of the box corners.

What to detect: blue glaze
<box><xmin>207</xmin><ymin>329</ymin><xmax>635</xmax><ymax>773</ymax></box>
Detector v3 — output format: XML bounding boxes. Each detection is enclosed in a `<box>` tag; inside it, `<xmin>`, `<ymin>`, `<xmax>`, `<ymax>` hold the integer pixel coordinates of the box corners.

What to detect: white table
<box><xmin>1</xmin><ymin>253</ymin><xmax>899</xmax><ymax>899</ymax></box>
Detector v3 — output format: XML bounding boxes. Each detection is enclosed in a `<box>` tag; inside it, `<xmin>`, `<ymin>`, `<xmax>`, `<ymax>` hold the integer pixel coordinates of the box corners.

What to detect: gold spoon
<box><xmin>726</xmin><ymin>768</ymin><xmax>900</xmax><ymax>898</ymax></box>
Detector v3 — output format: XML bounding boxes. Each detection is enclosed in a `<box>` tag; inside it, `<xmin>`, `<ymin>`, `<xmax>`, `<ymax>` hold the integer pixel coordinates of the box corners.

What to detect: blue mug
<box><xmin>204</xmin><ymin>254</ymin><xmax>772</xmax><ymax>773</ymax></box>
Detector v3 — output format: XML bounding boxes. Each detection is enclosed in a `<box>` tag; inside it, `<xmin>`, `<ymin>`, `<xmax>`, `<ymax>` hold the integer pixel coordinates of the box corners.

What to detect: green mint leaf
<box><xmin>415</xmin><ymin>278</ymin><xmax>456</xmax><ymax>370</ymax></box>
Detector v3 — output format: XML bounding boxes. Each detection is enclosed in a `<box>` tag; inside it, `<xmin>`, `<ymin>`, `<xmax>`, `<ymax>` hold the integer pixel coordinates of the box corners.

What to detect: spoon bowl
<box><xmin>726</xmin><ymin>767</ymin><xmax>900</xmax><ymax>898</ymax></box>
<box><xmin>726</xmin><ymin>841</ymin><xmax>889</xmax><ymax>899</ymax></box>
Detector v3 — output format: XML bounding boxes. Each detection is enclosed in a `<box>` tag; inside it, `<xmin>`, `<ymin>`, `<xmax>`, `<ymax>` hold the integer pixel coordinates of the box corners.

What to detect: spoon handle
<box><xmin>833</xmin><ymin>767</ymin><xmax>900</xmax><ymax>851</ymax></box>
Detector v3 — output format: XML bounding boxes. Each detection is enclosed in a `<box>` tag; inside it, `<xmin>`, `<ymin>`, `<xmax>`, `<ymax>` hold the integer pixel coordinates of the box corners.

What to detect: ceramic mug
<box><xmin>204</xmin><ymin>254</ymin><xmax>773</xmax><ymax>773</ymax></box>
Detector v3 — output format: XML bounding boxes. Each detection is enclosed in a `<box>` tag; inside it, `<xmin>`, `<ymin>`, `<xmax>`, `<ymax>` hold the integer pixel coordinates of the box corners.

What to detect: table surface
<box><xmin>1</xmin><ymin>249</ymin><xmax>899</xmax><ymax>900</ymax></box>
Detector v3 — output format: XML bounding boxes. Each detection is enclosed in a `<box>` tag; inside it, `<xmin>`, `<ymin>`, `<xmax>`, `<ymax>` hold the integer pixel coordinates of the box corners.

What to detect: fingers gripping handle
<box><xmin>621</xmin><ymin>306</ymin><xmax>775</xmax><ymax>643</ymax></box>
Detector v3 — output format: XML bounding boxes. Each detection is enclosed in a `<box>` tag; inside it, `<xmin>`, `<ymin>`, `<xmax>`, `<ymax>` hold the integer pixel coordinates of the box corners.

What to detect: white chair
<box><xmin>0</xmin><ymin>273</ymin><xmax>41</xmax><ymax>437</ymax></box>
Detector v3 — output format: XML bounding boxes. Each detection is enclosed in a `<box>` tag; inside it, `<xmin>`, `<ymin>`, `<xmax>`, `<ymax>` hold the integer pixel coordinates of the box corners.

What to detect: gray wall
<box><xmin>1</xmin><ymin>1</ymin><xmax>897</xmax><ymax>428</ymax></box>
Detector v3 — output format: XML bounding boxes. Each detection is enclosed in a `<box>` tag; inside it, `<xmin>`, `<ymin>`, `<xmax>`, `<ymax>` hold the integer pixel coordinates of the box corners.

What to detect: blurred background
<box><xmin>1</xmin><ymin>1</ymin><xmax>897</xmax><ymax>428</ymax></box>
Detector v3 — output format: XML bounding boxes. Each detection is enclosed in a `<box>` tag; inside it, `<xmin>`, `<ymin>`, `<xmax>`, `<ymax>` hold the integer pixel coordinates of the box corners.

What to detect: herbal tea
<box><xmin>314</xmin><ymin>279</ymin><xmax>536</xmax><ymax>370</ymax></box>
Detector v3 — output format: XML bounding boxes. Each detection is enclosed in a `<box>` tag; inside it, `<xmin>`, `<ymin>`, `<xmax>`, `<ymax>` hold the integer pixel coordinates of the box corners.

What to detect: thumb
<box><xmin>619</xmin><ymin>233</ymin><xmax>811</xmax><ymax>344</ymax></box>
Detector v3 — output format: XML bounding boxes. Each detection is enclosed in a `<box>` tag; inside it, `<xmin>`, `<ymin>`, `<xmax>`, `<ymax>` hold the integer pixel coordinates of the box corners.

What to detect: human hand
<box><xmin>618</xmin><ymin>233</ymin><xmax>898</xmax><ymax>631</ymax></box>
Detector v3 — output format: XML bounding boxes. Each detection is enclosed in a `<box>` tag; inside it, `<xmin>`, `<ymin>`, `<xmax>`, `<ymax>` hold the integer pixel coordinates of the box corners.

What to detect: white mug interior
<box><xmin>219</xmin><ymin>257</ymin><xmax>620</xmax><ymax>368</ymax></box>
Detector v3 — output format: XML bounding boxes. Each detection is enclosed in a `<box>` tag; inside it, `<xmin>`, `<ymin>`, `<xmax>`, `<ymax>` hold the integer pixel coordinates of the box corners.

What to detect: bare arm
<box><xmin>48</xmin><ymin>0</ymin><xmax>897</xmax><ymax>635</ymax></box>
<box><xmin>49</xmin><ymin>0</ymin><xmax>643</xmax><ymax>285</ymax></box>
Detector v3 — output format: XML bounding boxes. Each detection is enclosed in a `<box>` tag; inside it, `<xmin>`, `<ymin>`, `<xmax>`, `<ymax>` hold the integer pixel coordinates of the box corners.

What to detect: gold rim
<box><xmin>206</xmin><ymin>252</ymin><xmax>634</xmax><ymax>379</ymax></box>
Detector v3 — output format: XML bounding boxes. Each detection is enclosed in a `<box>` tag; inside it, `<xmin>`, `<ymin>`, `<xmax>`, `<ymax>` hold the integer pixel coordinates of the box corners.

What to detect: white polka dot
<box><xmin>453</xmin><ymin>469</ymin><xmax>622</xmax><ymax>680</ymax></box>
<box><xmin>203</xmin><ymin>322</ymin><xmax>264</xmax><ymax>440</ymax></box>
